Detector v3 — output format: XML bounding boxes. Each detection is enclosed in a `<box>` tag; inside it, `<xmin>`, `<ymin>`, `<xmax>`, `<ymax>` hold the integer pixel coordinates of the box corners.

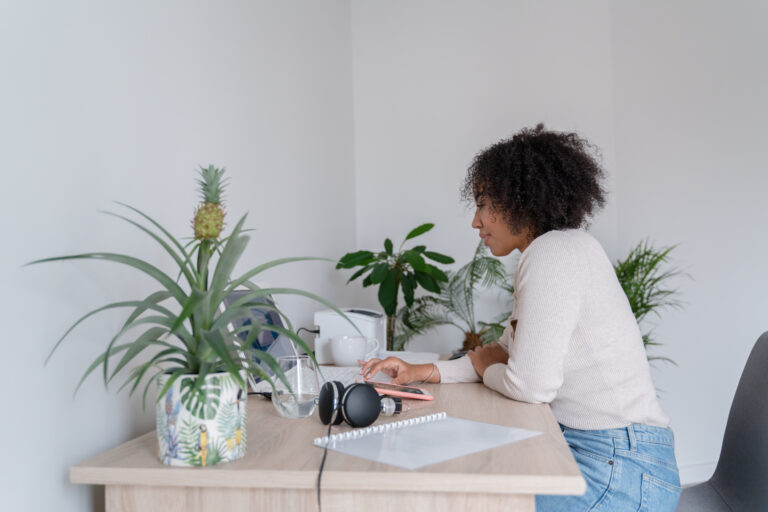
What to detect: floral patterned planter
<box><xmin>156</xmin><ymin>371</ymin><xmax>247</xmax><ymax>467</ymax></box>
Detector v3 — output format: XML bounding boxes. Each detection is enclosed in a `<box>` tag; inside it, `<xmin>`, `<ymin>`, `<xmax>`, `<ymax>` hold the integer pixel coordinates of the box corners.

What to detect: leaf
<box><xmin>401</xmin><ymin>273</ymin><xmax>415</xmax><ymax>307</ymax></box>
<box><xmin>346</xmin><ymin>264</ymin><xmax>372</xmax><ymax>283</ymax></box>
<box><xmin>378</xmin><ymin>271</ymin><xmax>398</xmax><ymax>316</ymax></box>
<box><xmin>424</xmin><ymin>264</ymin><xmax>449</xmax><ymax>283</ymax></box>
<box><xmin>209</xmin><ymin>214</ymin><xmax>249</xmax><ymax>311</ymax></box>
<box><xmin>401</xmin><ymin>250</ymin><xmax>427</xmax><ymax>272</ymax></box>
<box><xmin>404</xmin><ymin>223</ymin><xmax>434</xmax><ymax>241</ymax></box>
<box><xmin>26</xmin><ymin>252</ymin><xmax>188</xmax><ymax>305</ymax></box>
<box><xmin>389</xmin><ymin>240</ymin><xmax>515</xmax><ymax>349</ymax></box>
<box><xmin>102</xmin><ymin>209</ymin><xmax>197</xmax><ymax>287</ymax></box>
<box><xmin>170</xmin><ymin>287</ymin><xmax>208</xmax><ymax>335</ymax></box>
<box><xmin>613</xmin><ymin>238</ymin><xmax>686</xmax><ymax>365</ymax></box>
<box><xmin>414</xmin><ymin>271</ymin><xmax>440</xmax><ymax>294</ymax></box>
<box><xmin>336</xmin><ymin>250</ymin><xmax>375</xmax><ymax>269</ymax></box>
<box><xmin>202</xmin><ymin>329</ymin><xmax>246</xmax><ymax>389</ymax></box>
<box><xmin>479</xmin><ymin>321</ymin><xmax>506</xmax><ymax>344</ymax></box>
<box><xmin>384</xmin><ymin>238</ymin><xmax>393</xmax><ymax>255</ymax></box>
<box><xmin>423</xmin><ymin>251</ymin><xmax>455</xmax><ymax>264</ymax></box>
<box><xmin>243</xmin><ymin>347</ymin><xmax>292</xmax><ymax>394</ymax></box>
<box><xmin>228</xmin><ymin>256</ymin><xmax>332</xmax><ymax>294</ymax></box>
<box><xmin>368</xmin><ymin>263</ymin><xmax>390</xmax><ymax>285</ymax></box>
<box><xmin>251</xmin><ymin>323</ymin><xmax>316</xmax><ymax>367</ymax></box>
<box><xmin>113</xmin><ymin>347</ymin><xmax>180</xmax><ymax>396</ymax></box>
<box><xmin>74</xmin><ymin>342</ymin><xmax>135</xmax><ymax>396</ymax></box>
<box><xmin>108</xmin><ymin>326</ymin><xmax>170</xmax><ymax>382</ymax></box>
<box><xmin>154</xmin><ymin>369</ymin><xmax>187</xmax><ymax>410</ymax></box>
<box><xmin>412</xmin><ymin>245</ymin><xmax>426</xmax><ymax>253</ymax></box>
<box><xmin>102</xmin><ymin>315</ymin><xmax>194</xmax><ymax>384</ymax></box>
<box><xmin>211</xmin><ymin>287</ymin><xmax>363</xmax><ymax>338</ymax></box>
<box><xmin>394</xmin><ymin>296</ymin><xmax>462</xmax><ymax>348</ymax></box>
<box><xmin>43</xmin><ymin>293</ymin><xmax>172</xmax><ymax>365</ymax></box>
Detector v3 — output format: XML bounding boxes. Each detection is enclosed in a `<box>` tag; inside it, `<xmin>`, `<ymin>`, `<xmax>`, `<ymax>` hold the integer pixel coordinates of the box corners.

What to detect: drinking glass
<box><xmin>271</xmin><ymin>355</ymin><xmax>319</xmax><ymax>419</ymax></box>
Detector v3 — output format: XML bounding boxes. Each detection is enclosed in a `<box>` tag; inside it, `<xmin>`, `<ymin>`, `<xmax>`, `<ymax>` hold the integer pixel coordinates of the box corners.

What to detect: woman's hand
<box><xmin>358</xmin><ymin>357</ymin><xmax>438</xmax><ymax>385</ymax></box>
<box><xmin>467</xmin><ymin>342</ymin><xmax>509</xmax><ymax>378</ymax></box>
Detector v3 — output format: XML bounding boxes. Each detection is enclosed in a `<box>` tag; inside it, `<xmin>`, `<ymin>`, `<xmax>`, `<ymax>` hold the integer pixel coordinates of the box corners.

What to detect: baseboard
<box><xmin>679</xmin><ymin>461</ymin><xmax>716</xmax><ymax>486</ymax></box>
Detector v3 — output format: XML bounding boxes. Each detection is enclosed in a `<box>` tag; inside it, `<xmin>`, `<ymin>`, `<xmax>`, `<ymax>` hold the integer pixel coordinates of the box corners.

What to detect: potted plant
<box><xmin>29</xmin><ymin>165</ymin><xmax>346</xmax><ymax>467</ymax></box>
<box><xmin>395</xmin><ymin>241</ymin><xmax>515</xmax><ymax>351</ymax></box>
<box><xmin>614</xmin><ymin>239</ymin><xmax>686</xmax><ymax>365</ymax></box>
<box><xmin>336</xmin><ymin>223</ymin><xmax>454</xmax><ymax>351</ymax></box>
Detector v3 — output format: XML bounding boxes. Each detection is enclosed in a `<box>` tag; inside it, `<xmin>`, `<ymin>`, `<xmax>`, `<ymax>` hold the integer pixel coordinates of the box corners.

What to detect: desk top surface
<box><xmin>71</xmin><ymin>383</ymin><xmax>585</xmax><ymax>496</ymax></box>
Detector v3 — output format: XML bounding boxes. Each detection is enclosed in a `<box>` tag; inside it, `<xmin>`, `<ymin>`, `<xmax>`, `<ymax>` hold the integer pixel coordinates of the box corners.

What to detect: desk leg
<box><xmin>105</xmin><ymin>485</ymin><xmax>534</xmax><ymax>512</ymax></box>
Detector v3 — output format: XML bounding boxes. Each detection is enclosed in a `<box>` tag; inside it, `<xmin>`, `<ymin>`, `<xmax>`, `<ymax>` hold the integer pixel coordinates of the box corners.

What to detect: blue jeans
<box><xmin>536</xmin><ymin>424</ymin><xmax>681</xmax><ymax>512</ymax></box>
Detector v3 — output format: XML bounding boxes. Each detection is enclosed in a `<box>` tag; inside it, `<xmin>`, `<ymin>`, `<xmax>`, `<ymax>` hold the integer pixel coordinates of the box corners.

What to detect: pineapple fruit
<box><xmin>193</xmin><ymin>165</ymin><xmax>227</xmax><ymax>240</ymax></box>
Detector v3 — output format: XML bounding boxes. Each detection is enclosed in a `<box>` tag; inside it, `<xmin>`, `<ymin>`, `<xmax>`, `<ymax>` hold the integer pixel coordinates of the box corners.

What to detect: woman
<box><xmin>360</xmin><ymin>124</ymin><xmax>681</xmax><ymax>511</ymax></box>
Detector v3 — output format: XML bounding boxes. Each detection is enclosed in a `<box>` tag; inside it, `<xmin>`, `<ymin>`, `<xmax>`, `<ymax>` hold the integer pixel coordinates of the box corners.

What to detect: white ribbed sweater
<box><xmin>435</xmin><ymin>230</ymin><xmax>669</xmax><ymax>430</ymax></box>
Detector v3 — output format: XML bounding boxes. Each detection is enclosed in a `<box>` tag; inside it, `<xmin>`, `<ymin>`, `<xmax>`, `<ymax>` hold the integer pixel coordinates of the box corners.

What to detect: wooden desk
<box><xmin>71</xmin><ymin>383</ymin><xmax>585</xmax><ymax>511</ymax></box>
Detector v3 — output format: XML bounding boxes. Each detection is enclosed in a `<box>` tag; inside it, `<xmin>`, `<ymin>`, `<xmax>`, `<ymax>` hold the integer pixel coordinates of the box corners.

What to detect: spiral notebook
<box><xmin>313</xmin><ymin>412</ymin><xmax>540</xmax><ymax>470</ymax></box>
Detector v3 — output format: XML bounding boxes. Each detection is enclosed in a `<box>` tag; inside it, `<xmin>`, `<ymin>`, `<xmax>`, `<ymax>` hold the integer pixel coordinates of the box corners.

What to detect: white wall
<box><xmin>612</xmin><ymin>1</ymin><xmax>768</xmax><ymax>483</ymax></box>
<box><xmin>0</xmin><ymin>1</ymin><xmax>355</xmax><ymax>510</ymax></box>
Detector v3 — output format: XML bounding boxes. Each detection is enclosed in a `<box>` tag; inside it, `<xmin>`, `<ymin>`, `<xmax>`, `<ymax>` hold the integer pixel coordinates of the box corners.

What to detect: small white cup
<box><xmin>330</xmin><ymin>336</ymin><xmax>380</xmax><ymax>367</ymax></box>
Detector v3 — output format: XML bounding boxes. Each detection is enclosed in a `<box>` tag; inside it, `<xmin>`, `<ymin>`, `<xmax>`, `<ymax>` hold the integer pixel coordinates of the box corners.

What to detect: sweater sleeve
<box><xmin>483</xmin><ymin>233</ymin><xmax>586</xmax><ymax>403</ymax></box>
<box><xmin>434</xmin><ymin>313</ymin><xmax>516</xmax><ymax>383</ymax></box>
<box><xmin>434</xmin><ymin>355</ymin><xmax>480</xmax><ymax>383</ymax></box>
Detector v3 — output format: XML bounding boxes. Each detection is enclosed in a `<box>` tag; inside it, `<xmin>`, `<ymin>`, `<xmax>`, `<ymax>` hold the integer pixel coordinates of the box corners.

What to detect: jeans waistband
<box><xmin>560</xmin><ymin>423</ymin><xmax>675</xmax><ymax>446</ymax></box>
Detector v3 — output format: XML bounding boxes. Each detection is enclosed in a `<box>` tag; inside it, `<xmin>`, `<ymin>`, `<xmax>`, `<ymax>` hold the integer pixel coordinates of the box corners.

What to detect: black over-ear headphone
<box><xmin>318</xmin><ymin>381</ymin><xmax>401</xmax><ymax>428</ymax></box>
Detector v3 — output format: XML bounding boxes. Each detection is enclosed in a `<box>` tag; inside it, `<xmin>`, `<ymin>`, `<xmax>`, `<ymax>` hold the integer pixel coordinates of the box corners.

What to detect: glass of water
<box><xmin>271</xmin><ymin>355</ymin><xmax>319</xmax><ymax>419</ymax></box>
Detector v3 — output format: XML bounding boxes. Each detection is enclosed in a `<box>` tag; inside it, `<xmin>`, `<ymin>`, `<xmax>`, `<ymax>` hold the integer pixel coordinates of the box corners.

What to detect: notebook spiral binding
<box><xmin>313</xmin><ymin>412</ymin><xmax>448</xmax><ymax>447</ymax></box>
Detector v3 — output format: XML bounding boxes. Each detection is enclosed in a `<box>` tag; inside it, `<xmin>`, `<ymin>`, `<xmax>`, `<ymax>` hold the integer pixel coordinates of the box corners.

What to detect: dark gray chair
<box><xmin>676</xmin><ymin>331</ymin><xmax>768</xmax><ymax>511</ymax></box>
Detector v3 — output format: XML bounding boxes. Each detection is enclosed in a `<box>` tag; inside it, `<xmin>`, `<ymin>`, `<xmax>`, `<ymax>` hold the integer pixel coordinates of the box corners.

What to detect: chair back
<box><xmin>710</xmin><ymin>330</ymin><xmax>768</xmax><ymax>509</ymax></box>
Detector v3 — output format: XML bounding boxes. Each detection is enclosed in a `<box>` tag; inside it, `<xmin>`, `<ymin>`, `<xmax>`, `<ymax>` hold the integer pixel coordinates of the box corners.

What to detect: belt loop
<box><xmin>627</xmin><ymin>424</ymin><xmax>637</xmax><ymax>451</ymax></box>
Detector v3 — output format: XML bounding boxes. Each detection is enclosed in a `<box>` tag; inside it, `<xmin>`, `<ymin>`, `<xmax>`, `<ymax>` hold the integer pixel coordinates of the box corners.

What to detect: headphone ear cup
<box><xmin>340</xmin><ymin>383</ymin><xmax>381</xmax><ymax>428</ymax></box>
<box><xmin>318</xmin><ymin>381</ymin><xmax>345</xmax><ymax>425</ymax></box>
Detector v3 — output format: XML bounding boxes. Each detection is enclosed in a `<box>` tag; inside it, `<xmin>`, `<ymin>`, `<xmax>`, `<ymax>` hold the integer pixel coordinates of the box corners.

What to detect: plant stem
<box><xmin>385</xmin><ymin>274</ymin><xmax>402</xmax><ymax>351</ymax></box>
<box><xmin>197</xmin><ymin>240</ymin><xmax>213</xmax><ymax>292</ymax></box>
<box><xmin>386</xmin><ymin>314</ymin><xmax>396</xmax><ymax>351</ymax></box>
<box><xmin>192</xmin><ymin>240</ymin><xmax>214</xmax><ymax>364</ymax></box>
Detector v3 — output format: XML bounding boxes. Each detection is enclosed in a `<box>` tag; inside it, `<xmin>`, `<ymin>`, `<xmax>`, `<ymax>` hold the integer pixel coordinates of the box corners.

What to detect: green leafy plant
<box><xmin>336</xmin><ymin>223</ymin><xmax>454</xmax><ymax>351</ymax></box>
<box><xmin>28</xmin><ymin>165</ymin><xmax>350</xmax><ymax>409</ymax></box>
<box><xmin>395</xmin><ymin>241</ymin><xmax>515</xmax><ymax>351</ymax></box>
<box><xmin>614</xmin><ymin>239</ymin><xmax>685</xmax><ymax>365</ymax></box>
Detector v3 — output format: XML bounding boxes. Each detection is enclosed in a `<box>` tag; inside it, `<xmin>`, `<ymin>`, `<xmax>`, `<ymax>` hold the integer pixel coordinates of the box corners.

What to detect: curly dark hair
<box><xmin>462</xmin><ymin>123</ymin><xmax>606</xmax><ymax>239</ymax></box>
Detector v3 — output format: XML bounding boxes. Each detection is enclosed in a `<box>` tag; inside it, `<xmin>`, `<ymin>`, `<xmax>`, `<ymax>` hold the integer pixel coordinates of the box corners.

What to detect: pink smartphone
<box><xmin>368</xmin><ymin>381</ymin><xmax>434</xmax><ymax>401</ymax></box>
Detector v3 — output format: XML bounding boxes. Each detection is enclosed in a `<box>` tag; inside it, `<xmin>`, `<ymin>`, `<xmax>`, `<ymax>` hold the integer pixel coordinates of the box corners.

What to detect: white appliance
<box><xmin>313</xmin><ymin>308</ymin><xmax>386</xmax><ymax>365</ymax></box>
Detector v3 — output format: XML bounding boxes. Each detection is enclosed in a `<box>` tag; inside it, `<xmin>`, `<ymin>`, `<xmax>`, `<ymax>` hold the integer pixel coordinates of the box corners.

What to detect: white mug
<box><xmin>330</xmin><ymin>336</ymin><xmax>380</xmax><ymax>367</ymax></box>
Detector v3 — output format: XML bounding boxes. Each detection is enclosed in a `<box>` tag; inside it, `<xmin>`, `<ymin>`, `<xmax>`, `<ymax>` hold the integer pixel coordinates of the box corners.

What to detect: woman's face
<box><xmin>472</xmin><ymin>199</ymin><xmax>532</xmax><ymax>256</ymax></box>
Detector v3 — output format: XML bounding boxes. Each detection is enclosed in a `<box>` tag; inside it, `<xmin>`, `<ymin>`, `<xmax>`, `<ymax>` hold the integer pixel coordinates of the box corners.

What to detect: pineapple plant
<box><xmin>30</xmin><ymin>164</ymin><xmax>358</xmax><ymax>466</ymax></box>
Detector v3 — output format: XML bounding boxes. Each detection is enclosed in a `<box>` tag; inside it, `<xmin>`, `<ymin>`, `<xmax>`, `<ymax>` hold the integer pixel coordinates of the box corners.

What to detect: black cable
<box><xmin>298</xmin><ymin>327</ymin><xmax>320</xmax><ymax>338</ymax></box>
<box><xmin>317</xmin><ymin>421</ymin><xmax>333</xmax><ymax>512</ymax></box>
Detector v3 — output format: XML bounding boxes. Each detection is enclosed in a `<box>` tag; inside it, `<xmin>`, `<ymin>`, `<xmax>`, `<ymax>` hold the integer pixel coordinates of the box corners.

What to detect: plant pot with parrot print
<box><xmin>157</xmin><ymin>371</ymin><xmax>247</xmax><ymax>467</ymax></box>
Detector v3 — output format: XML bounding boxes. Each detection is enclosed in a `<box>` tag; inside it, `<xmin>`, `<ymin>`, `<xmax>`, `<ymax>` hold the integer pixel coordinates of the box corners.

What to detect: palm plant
<box><xmin>336</xmin><ymin>223</ymin><xmax>454</xmax><ymax>351</ymax></box>
<box><xmin>28</xmin><ymin>165</ymin><xmax>348</xmax><ymax>409</ymax></box>
<box><xmin>614</xmin><ymin>240</ymin><xmax>685</xmax><ymax>365</ymax></box>
<box><xmin>394</xmin><ymin>241</ymin><xmax>514</xmax><ymax>351</ymax></box>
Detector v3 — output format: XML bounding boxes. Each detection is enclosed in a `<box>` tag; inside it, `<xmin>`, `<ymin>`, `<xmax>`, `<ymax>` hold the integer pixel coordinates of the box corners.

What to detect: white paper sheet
<box><xmin>314</xmin><ymin>412</ymin><xmax>540</xmax><ymax>470</ymax></box>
